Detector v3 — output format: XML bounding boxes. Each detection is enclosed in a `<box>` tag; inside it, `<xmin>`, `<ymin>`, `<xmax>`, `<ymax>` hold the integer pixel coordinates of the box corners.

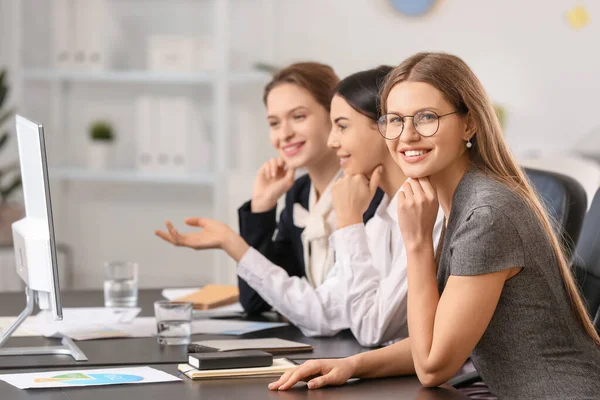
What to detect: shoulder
<box><xmin>454</xmin><ymin>170</ymin><xmax>530</xmax><ymax>223</ymax></box>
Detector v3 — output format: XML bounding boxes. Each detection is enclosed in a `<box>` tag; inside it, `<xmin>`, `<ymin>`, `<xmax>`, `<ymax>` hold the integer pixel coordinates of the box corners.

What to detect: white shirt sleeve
<box><xmin>333</xmin><ymin>214</ymin><xmax>445</xmax><ymax>348</ymax></box>
<box><xmin>237</xmin><ymin>247</ymin><xmax>348</xmax><ymax>337</ymax></box>
<box><xmin>332</xmin><ymin>223</ymin><xmax>408</xmax><ymax>347</ymax></box>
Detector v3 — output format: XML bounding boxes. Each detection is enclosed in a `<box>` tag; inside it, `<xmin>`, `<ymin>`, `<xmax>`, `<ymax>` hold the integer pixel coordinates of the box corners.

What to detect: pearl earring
<box><xmin>466</xmin><ymin>138</ymin><xmax>473</xmax><ymax>148</ymax></box>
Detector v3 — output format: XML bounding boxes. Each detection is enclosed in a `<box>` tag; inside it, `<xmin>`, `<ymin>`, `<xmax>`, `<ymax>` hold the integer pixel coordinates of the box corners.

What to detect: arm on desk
<box><xmin>269</xmin><ymin>337</ymin><xmax>415</xmax><ymax>391</ymax></box>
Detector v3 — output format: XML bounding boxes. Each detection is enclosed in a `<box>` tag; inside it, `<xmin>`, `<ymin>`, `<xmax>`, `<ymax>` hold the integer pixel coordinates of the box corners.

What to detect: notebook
<box><xmin>175</xmin><ymin>285</ymin><xmax>239</xmax><ymax>310</ymax></box>
<box><xmin>191</xmin><ymin>338</ymin><xmax>313</xmax><ymax>355</ymax></box>
<box><xmin>177</xmin><ymin>358</ymin><xmax>296</xmax><ymax>380</ymax></box>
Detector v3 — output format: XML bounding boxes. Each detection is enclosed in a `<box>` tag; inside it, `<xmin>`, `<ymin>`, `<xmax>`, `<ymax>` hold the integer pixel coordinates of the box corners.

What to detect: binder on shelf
<box><xmin>135</xmin><ymin>96</ymin><xmax>159</xmax><ymax>172</ymax></box>
<box><xmin>53</xmin><ymin>0</ymin><xmax>74</xmax><ymax>69</ymax></box>
<box><xmin>53</xmin><ymin>0</ymin><xmax>107</xmax><ymax>70</ymax></box>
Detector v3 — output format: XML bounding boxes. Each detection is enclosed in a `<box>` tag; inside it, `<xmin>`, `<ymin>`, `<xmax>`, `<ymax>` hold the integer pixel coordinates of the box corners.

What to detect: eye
<box><xmin>417</xmin><ymin>111</ymin><xmax>438</xmax><ymax>123</ymax></box>
<box><xmin>389</xmin><ymin>115</ymin><xmax>403</xmax><ymax>124</ymax></box>
<box><xmin>269</xmin><ymin>121</ymin><xmax>280</xmax><ymax>128</ymax></box>
<box><xmin>293</xmin><ymin>114</ymin><xmax>306</xmax><ymax>121</ymax></box>
<box><xmin>337</xmin><ymin>124</ymin><xmax>347</xmax><ymax>132</ymax></box>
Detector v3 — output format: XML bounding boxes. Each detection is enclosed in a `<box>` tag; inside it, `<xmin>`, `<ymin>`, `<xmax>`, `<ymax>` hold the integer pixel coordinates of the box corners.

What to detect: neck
<box><xmin>305</xmin><ymin>153</ymin><xmax>341</xmax><ymax>199</ymax></box>
<box><xmin>379</xmin><ymin>158</ymin><xmax>406</xmax><ymax>199</ymax></box>
<box><xmin>430</xmin><ymin>155</ymin><xmax>472</xmax><ymax>220</ymax></box>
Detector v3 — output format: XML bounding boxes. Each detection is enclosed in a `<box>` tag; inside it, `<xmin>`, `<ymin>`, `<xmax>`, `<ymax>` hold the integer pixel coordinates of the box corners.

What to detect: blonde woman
<box><xmin>270</xmin><ymin>53</ymin><xmax>600</xmax><ymax>399</ymax></box>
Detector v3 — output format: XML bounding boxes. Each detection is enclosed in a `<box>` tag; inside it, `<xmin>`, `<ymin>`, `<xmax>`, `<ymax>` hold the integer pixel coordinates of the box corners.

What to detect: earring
<box><xmin>466</xmin><ymin>138</ymin><xmax>473</xmax><ymax>148</ymax></box>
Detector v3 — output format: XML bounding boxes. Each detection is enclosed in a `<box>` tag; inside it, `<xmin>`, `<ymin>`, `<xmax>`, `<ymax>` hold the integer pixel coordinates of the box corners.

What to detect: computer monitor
<box><xmin>0</xmin><ymin>115</ymin><xmax>87</xmax><ymax>361</ymax></box>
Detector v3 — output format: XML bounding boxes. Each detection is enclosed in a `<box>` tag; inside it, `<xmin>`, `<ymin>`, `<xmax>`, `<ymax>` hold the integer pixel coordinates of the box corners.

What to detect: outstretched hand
<box><xmin>155</xmin><ymin>218</ymin><xmax>232</xmax><ymax>250</ymax></box>
<box><xmin>155</xmin><ymin>218</ymin><xmax>250</xmax><ymax>262</ymax></box>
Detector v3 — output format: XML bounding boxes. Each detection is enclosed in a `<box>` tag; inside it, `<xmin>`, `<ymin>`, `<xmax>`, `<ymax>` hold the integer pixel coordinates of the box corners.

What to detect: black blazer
<box><xmin>238</xmin><ymin>174</ymin><xmax>384</xmax><ymax>314</ymax></box>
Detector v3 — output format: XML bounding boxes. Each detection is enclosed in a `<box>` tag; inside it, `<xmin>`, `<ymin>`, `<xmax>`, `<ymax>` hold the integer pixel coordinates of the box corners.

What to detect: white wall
<box><xmin>3</xmin><ymin>0</ymin><xmax>599</xmax><ymax>291</ymax></box>
<box><xmin>273</xmin><ymin>0</ymin><xmax>600</xmax><ymax>157</ymax></box>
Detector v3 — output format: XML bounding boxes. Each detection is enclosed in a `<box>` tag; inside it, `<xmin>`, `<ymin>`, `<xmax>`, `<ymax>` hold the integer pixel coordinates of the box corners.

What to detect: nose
<box><xmin>279</xmin><ymin>122</ymin><xmax>294</xmax><ymax>141</ymax></box>
<box><xmin>327</xmin><ymin>127</ymin><xmax>340</xmax><ymax>149</ymax></box>
<box><xmin>400</xmin><ymin>117</ymin><xmax>421</xmax><ymax>144</ymax></box>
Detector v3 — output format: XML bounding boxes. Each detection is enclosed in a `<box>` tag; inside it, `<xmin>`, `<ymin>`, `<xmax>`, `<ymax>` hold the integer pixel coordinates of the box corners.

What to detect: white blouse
<box><xmin>237</xmin><ymin>188</ymin><xmax>444</xmax><ymax>346</ymax></box>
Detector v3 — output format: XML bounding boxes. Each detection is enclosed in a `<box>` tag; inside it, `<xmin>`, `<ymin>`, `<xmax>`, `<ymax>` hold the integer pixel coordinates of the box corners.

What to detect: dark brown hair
<box><xmin>263</xmin><ymin>62</ymin><xmax>339</xmax><ymax>112</ymax></box>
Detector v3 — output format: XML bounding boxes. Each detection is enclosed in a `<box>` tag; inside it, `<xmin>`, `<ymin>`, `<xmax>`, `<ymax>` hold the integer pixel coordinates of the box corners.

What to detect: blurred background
<box><xmin>0</xmin><ymin>0</ymin><xmax>598</xmax><ymax>292</ymax></box>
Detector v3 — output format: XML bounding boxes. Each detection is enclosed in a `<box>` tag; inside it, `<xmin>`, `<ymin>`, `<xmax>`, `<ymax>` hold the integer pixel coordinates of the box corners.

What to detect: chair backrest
<box><xmin>520</xmin><ymin>154</ymin><xmax>600</xmax><ymax>211</ymax></box>
<box><xmin>573</xmin><ymin>188</ymin><xmax>600</xmax><ymax>322</ymax></box>
<box><xmin>524</xmin><ymin>168</ymin><xmax>588</xmax><ymax>258</ymax></box>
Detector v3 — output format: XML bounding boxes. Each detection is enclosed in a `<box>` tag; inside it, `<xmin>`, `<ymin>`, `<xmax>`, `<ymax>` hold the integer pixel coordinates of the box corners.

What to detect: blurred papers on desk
<box><xmin>0</xmin><ymin>366</ymin><xmax>180</xmax><ymax>389</ymax></box>
<box><xmin>0</xmin><ymin>317</ymin><xmax>40</xmax><ymax>337</ymax></box>
<box><xmin>40</xmin><ymin>318</ymin><xmax>289</xmax><ymax>341</ymax></box>
<box><xmin>33</xmin><ymin>307</ymin><xmax>141</xmax><ymax>339</ymax></box>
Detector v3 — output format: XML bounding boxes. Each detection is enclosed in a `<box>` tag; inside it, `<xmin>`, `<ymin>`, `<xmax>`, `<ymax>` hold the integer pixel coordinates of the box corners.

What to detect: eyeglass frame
<box><xmin>376</xmin><ymin>110</ymin><xmax>463</xmax><ymax>140</ymax></box>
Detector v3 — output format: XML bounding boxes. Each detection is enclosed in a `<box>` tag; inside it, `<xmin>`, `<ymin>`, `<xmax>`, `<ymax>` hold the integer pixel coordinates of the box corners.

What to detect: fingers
<box><xmin>369</xmin><ymin>165</ymin><xmax>383</xmax><ymax>195</ymax></box>
<box><xmin>284</xmin><ymin>166</ymin><xmax>296</xmax><ymax>184</ymax></box>
<box><xmin>270</xmin><ymin>361</ymin><xmax>322</xmax><ymax>391</ymax></box>
<box><xmin>269</xmin><ymin>158</ymin><xmax>279</xmax><ymax>179</ymax></box>
<box><xmin>307</xmin><ymin>373</ymin><xmax>336</xmax><ymax>389</ymax></box>
<box><xmin>154</xmin><ymin>230</ymin><xmax>174</xmax><ymax>245</ymax></box>
<box><xmin>166</xmin><ymin>221</ymin><xmax>181</xmax><ymax>242</ymax></box>
<box><xmin>268</xmin><ymin>370</ymin><xmax>293</xmax><ymax>390</ymax></box>
<box><xmin>418</xmin><ymin>177</ymin><xmax>436</xmax><ymax>200</ymax></box>
<box><xmin>184</xmin><ymin>217</ymin><xmax>206</xmax><ymax>227</ymax></box>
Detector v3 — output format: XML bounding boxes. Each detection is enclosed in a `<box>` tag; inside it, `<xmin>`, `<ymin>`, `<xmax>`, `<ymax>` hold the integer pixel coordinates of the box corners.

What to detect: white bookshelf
<box><xmin>11</xmin><ymin>0</ymin><xmax>276</xmax><ymax>286</ymax></box>
<box><xmin>49</xmin><ymin>167</ymin><xmax>217</xmax><ymax>185</ymax></box>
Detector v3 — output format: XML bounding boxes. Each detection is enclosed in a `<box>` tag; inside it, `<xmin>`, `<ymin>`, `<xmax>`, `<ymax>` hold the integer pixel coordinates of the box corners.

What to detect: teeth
<box><xmin>405</xmin><ymin>150</ymin><xmax>427</xmax><ymax>157</ymax></box>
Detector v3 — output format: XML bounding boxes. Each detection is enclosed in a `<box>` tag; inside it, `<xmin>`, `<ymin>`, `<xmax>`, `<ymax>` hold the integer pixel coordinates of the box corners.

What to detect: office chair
<box><xmin>449</xmin><ymin>168</ymin><xmax>589</xmax><ymax>389</ymax></box>
<box><xmin>572</xmin><ymin>187</ymin><xmax>600</xmax><ymax>325</ymax></box>
<box><xmin>525</xmin><ymin>168</ymin><xmax>588</xmax><ymax>258</ymax></box>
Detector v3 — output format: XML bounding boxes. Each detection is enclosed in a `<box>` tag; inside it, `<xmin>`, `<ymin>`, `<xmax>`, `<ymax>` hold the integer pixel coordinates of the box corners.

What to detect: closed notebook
<box><xmin>177</xmin><ymin>358</ymin><xmax>296</xmax><ymax>380</ymax></box>
<box><xmin>192</xmin><ymin>338</ymin><xmax>313</xmax><ymax>355</ymax></box>
<box><xmin>176</xmin><ymin>285</ymin><xmax>239</xmax><ymax>310</ymax></box>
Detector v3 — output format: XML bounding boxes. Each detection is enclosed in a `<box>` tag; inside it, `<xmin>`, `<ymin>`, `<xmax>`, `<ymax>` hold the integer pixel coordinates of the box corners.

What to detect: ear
<box><xmin>462</xmin><ymin>112</ymin><xmax>477</xmax><ymax>141</ymax></box>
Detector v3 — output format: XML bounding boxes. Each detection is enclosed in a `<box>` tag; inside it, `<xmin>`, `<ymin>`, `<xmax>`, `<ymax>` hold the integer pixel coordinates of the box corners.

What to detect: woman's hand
<box><xmin>155</xmin><ymin>218</ymin><xmax>249</xmax><ymax>262</ymax></box>
<box><xmin>397</xmin><ymin>178</ymin><xmax>439</xmax><ymax>252</ymax></box>
<box><xmin>251</xmin><ymin>158</ymin><xmax>296</xmax><ymax>213</ymax></box>
<box><xmin>332</xmin><ymin>166</ymin><xmax>382</xmax><ymax>229</ymax></box>
<box><xmin>268</xmin><ymin>358</ymin><xmax>357</xmax><ymax>391</ymax></box>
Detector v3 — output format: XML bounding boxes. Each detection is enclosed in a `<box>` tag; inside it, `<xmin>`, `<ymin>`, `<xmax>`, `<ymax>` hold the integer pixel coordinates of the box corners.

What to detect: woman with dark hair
<box><xmin>327</xmin><ymin>66</ymin><xmax>443</xmax><ymax>346</ymax></box>
<box><xmin>155</xmin><ymin>66</ymin><xmax>435</xmax><ymax>346</ymax></box>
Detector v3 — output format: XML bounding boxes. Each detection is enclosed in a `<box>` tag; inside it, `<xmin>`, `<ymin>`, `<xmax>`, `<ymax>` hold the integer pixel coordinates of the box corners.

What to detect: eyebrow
<box><xmin>267</xmin><ymin>106</ymin><xmax>308</xmax><ymax>119</ymax></box>
<box><xmin>386</xmin><ymin>106</ymin><xmax>442</xmax><ymax>116</ymax></box>
<box><xmin>334</xmin><ymin>117</ymin><xmax>349</xmax><ymax>123</ymax></box>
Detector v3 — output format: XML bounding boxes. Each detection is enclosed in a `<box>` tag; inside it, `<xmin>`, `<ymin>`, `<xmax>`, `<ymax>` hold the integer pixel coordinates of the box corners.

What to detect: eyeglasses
<box><xmin>376</xmin><ymin>110</ymin><xmax>461</xmax><ymax>140</ymax></box>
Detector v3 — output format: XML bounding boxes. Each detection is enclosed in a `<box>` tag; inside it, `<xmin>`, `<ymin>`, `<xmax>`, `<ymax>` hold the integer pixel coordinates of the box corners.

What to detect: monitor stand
<box><xmin>0</xmin><ymin>286</ymin><xmax>88</xmax><ymax>361</ymax></box>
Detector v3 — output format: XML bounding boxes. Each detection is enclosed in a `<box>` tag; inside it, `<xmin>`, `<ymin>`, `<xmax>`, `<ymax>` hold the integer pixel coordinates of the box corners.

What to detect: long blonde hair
<box><xmin>381</xmin><ymin>52</ymin><xmax>600</xmax><ymax>345</ymax></box>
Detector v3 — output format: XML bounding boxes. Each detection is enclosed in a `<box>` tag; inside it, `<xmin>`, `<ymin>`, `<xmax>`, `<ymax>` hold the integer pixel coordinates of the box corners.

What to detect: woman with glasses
<box><xmin>270</xmin><ymin>53</ymin><xmax>600</xmax><ymax>399</ymax></box>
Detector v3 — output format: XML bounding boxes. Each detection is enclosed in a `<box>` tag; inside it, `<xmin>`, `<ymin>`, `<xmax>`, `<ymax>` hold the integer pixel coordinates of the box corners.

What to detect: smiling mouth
<box><xmin>339</xmin><ymin>155</ymin><xmax>351</xmax><ymax>166</ymax></box>
<box><xmin>402</xmin><ymin>149</ymin><xmax>431</xmax><ymax>157</ymax></box>
<box><xmin>282</xmin><ymin>142</ymin><xmax>305</xmax><ymax>156</ymax></box>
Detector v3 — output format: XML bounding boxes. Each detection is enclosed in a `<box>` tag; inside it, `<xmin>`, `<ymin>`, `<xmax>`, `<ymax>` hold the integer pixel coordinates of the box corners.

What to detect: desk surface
<box><xmin>0</xmin><ymin>290</ymin><xmax>467</xmax><ymax>399</ymax></box>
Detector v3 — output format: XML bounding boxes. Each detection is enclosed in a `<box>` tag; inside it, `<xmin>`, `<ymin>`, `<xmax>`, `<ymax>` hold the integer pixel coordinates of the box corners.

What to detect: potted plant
<box><xmin>0</xmin><ymin>68</ymin><xmax>23</xmax><ymax>246</ymax></box>
<box><xmin>88</xmin><ymin>120</ymin><xmax>115</xmax><ymax>170</ymax></box>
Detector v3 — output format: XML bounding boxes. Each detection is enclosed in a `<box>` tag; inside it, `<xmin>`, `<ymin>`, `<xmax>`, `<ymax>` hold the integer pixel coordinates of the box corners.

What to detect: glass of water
<box><xmin>103</xmin><ymin>261</ymin><xmax>139</xmax><ymax>308</ymax></box>
<box><xmin>154</xmin><ymin>301</ymin><xmax>193</xmax><ymax>345</ymax></box>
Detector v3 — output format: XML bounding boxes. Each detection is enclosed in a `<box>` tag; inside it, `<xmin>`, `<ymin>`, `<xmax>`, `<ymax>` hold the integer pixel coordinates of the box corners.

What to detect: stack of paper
<box><xmin>177</xmin><ymin>359</ymin><xmax>296</xmax><ymax>380</ymax></box>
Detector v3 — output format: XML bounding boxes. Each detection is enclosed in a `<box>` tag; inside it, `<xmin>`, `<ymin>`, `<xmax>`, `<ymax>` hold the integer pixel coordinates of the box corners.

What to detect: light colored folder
<box><xmin>175</xmin><ymin>284</ymin><xmax>239</xmax><ymax>310</ymax></box>
<box><xmin>177</xmin><ymin>358</ymin><xmax>296</xmax><ymax>380</ymax></box>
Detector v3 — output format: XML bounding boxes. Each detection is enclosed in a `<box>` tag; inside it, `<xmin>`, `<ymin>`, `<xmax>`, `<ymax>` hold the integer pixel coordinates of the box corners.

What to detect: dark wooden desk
<box><xmin>0</xmin><ymin>290</ymin><xmax>468</xmax><ymax>399</ymax></box>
